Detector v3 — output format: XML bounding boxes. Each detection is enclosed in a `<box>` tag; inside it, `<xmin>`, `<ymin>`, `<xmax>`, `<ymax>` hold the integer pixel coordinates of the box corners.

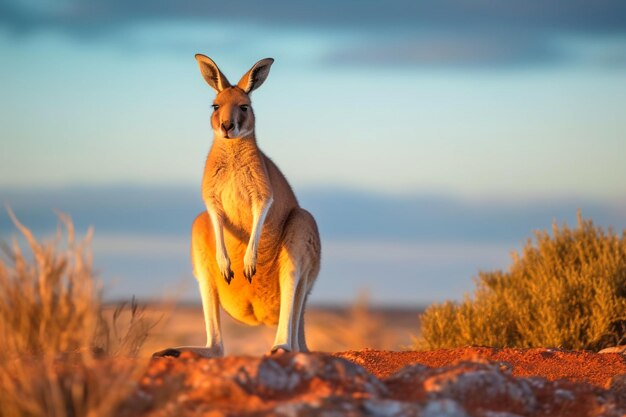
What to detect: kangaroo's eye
<box><xmin>240</xmin><ymin>105</ymin><xmax>249</xmax><ymax>111</ymax></box>
<box><xmin>211</xmin><ymin>104</ymin><xmax>219</xmax><ymax>111</ymax></box>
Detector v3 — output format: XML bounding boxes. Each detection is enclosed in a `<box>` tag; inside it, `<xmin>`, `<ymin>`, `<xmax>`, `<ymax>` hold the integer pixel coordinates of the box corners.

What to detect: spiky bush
<box><xmin>0</xmin><ymin>211</ymin><xmax>155</xmax><ymax>417</ymax></box>
<box><xmin>419</xmin><ymin>213</ymin><xmax>626</xmax><ymax>351</ymax></box>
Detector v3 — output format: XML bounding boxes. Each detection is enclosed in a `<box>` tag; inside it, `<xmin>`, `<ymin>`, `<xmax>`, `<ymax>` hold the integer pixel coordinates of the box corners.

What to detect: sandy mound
<box><xmin>129</xmin><ymin>347</ymin><xmax>626</xmax><ymax>417</ymax></box>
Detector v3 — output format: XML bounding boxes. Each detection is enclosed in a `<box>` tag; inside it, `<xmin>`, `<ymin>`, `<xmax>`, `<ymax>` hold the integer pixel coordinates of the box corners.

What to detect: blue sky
<box><xmin>1</xmin><ymin>1</ymin><xmax>625</xmax><ymax>305</ymax></box>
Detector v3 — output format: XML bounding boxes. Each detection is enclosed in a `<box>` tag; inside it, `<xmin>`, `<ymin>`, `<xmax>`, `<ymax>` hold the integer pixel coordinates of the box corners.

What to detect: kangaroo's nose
<box><xmin>221</xmin><ymin>121</ymin><xmax>234</xmax><ymax>132</ymax></box>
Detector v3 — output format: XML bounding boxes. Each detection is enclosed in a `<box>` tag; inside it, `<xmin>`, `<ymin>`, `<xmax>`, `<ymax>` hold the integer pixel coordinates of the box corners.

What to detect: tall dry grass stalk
<box><xmin>306</xmin><ymin>291</ymin><xmax>395</xmax><ymax>351</ymax></box>
<box><xmin>0</xmin><ymin>210</ymin><xmax>154</xmax><ymax>417</ymax></box>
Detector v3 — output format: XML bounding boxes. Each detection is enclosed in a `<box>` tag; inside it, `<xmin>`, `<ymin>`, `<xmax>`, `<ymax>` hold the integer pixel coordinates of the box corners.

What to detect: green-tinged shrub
<box><xmin>418</xmin><ymin>213</ymin><xmax>626</xmax><ymax>351</ymax></box>
<box><xmin>0</xmin><ymin>211</ymin><xmax>155</xmax><ymax>417</ymax></box>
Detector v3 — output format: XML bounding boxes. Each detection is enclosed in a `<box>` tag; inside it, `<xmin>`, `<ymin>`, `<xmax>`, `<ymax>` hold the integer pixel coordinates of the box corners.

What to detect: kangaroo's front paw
<box><xmin>223</xmin><ymin>267</ymin><xmax>234</xmax><ymax>284</ymax></box>
<box><xmin>217</xmin><ymin>255</ymin><xmax>234</xmax><ymax>284</ymax></box>
<box><xmin>243</xmin><ymin>249</ymin><xmax>257</xmax><ymax>283</ymax></box>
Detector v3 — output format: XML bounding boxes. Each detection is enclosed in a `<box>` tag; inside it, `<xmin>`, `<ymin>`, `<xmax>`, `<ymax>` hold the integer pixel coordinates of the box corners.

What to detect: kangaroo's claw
<box><xmin>223</xmin><ymin>268</ymin><xmax>234</xmax><ymax>284</ymax></box>
<box><xmin>243</xmin><ymin>248</ymin><xmax>257</xmax><ymax>283</ymax></box>
<box><xmin>244</xmin><ymin>265</ymin><xmax>256</xmax><ymax>283</ymax></box>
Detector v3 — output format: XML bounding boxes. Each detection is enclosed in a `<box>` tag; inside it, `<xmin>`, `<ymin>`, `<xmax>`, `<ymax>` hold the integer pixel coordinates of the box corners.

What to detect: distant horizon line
<box><xmin>1</xmin><ymin>182</ymin><xmax>624</xmax><ymax>206</ymax></box>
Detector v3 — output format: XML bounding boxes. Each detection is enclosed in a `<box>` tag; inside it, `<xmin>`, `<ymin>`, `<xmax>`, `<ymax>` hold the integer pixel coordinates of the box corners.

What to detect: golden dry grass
<box><xmin>419</xmin><ymin>213</ymin><xmax>626</xmax><ymax>351</ymax></box>
<box><xmin>0</xmin><ymin>210</ymin><xmax>155</xmax><ymax>417</ymax></box>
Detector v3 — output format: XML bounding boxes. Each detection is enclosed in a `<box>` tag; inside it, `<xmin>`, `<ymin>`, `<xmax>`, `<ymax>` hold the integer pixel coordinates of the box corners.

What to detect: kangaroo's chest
<box><xmin>203</xmin><ymin>145</ymin><xmax>272</xmax><ymax>238</ymax></box>
<box><xmin>219</xmin><ymin>173</ymin><xmax>253</xmax><ymax>226</ymax></box>
<box><xmin>219</xmin><ymin>176</ymin><xmax>252</xmax><ymax>224</ymax></box>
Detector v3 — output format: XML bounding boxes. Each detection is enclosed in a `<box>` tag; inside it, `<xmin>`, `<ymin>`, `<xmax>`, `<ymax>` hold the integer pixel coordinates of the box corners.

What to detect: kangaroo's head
<box><xmin>195</xmin><ymin>55</ymin><xmax>274</xmax><ymax>140</ymax></box>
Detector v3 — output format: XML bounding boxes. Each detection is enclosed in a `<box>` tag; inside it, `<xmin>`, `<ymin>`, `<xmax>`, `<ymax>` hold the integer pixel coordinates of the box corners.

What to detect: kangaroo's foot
<box><xmin>266</xmin><ymin>345</ymin><xmax>292</xmax><ymax>357</ymax></box>
<box><xmin>270</xmin><ymin>344</ymin><xmax>291</xmax><ymax>354</ymax></box>
<box><xmin>152</xmin><ymin>346</ymin><xmax>224</xmax><ymax>358</ymax></box>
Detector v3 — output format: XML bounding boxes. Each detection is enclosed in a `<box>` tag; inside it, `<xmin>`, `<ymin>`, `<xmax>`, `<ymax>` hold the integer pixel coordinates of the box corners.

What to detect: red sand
<box><xmin>336</xmin><ymin>347</ymin><xmax>626</xmax><ymax>387</ymax></box>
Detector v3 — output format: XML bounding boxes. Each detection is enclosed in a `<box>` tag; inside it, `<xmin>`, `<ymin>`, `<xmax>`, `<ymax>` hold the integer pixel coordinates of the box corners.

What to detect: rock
<box><xmin>362</xmin><ymin>399</ymin><xmax>421</xmax><ymax>417</ymax></box>
<box><xmin>142</xmin><ymin>352</ymin><xmax>387</xmax><ymax>416</ymax></box>
<box><xmin>609</xmin><ymin>374</ymin><xmax>626</xmax><ymax>407</ymax></box>
<box><xmin>384</xmin><ymin>360</ymin><xmax>536</xmax><ymax>415</ymax></box>
<box><xmin>236</xmin><ymin>352</ymin><xmax>388</xmax><ymax>400</ymax></box>
<box><xmin>421</xmin><ymin>399</ymin><xmax>470</xmax><ymax>417</ymax></box>
<box><xmin>524</xmin><ymin>377</ymin><xmax>616</xmax><ymax>417</ymax></box>
<box><xmin>421</xmin><ymin>360</ymin><xmax>536</xmax><ymax>415</ymax></box>
<box><xmin>134</xmin><ymin>350</ymin><xmax>626</xmax><ymax>417</ymax></box>
<box><xmin>599</xmin><ymin>346</ymin><xmax>626</xmax><ymax>354</ymax></box>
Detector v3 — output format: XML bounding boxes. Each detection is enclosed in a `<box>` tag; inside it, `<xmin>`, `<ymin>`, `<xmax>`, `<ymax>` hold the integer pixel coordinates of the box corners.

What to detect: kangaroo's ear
<box><xmin>195</xmin><ymin>54</ymin><xmax>231</xmax><ymax>93</ymax></box>
<box><xmin>237</xmin><ymin>58</ymin><xmax>274</xmax><ymax>94</ymax></box>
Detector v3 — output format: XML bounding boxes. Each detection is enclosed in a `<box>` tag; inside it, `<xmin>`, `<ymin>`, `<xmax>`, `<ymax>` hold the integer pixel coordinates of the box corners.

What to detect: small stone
<box><xmin>362</xmin><ymin>399</ymin><xmax>420</xmax><ymax>417</ymax></box>
<box><xmin>599</xmin><ymin>346</ymin><xmax>626</xmax><ymax>354</ymax></box>
<box><xmin>422</xmin><ymin>399</ymin><xmax>470</xmax><ymax>417</ymax></box>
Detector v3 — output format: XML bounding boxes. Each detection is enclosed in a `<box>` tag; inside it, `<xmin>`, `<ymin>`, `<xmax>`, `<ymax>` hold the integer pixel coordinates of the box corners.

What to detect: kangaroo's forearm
<box><xmin>205</xmin><ymin>205</ymin><xmax>226</xmax><ymax>254</ymax></box>
<box><xmin>206</xmin><ymin>202</ymin><xmax>234</xmax><ymax>283</ymax></box>
<box><xmin>243</xmin><ymin>196</ymin><xmax>273</xmax><ymax>282</ymax></box>
<box><xmin>249</xmin><ymin>196</ymin><xmax>274</xmax><ymax>252</ymax></box>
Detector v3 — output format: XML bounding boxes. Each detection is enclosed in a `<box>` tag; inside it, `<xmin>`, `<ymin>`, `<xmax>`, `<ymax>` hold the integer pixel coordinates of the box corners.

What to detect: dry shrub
<box><xmin>0</xmin><ymin>210</ymin><xmax>155</xmax><ymax>417</ymax></box>
<box><xmin>419</xmin><ymin>213</ymin><xmax>626</xmax><ymax>351</ymax></box>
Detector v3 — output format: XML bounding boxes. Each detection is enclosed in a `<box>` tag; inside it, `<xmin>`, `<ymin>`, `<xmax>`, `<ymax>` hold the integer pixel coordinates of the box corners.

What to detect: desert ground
<box><xmin>109</xmin><ymin>304</ymin><xmax>626</xmax><ymax>417</ymax></box>
<box><xmin>138</xmin><ymin>301</ymin><xmax>421</xmax><ymax>357</ymax></box>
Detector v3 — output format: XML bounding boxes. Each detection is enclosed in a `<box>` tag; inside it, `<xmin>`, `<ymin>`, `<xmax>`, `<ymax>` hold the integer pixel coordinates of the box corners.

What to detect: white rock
<box><xmin>362</xmin><ymin>399</ymin><xmax>420</xmax><ymax>417</ymax></box>
<box><xmin>599</xmin><ymin>346</ymin><xmax>626</xmax><ymax>354</ymax></box>
<box><xmin>422</xmin><ymin>399</ymin><xmax>470</xmax><ymax>417</ymax></box>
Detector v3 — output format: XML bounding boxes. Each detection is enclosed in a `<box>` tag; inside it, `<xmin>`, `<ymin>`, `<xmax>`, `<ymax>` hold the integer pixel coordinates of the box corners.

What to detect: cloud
<box><xmin>3</xmin><ymin>0</ymin><xmax>626</xmax><ymax>34</ymax></box>
<box><xmin>2</xmin><ymin>0</ymin><xmax>626</xmax><ymax>68</ymax></box>
<box><xmin>324</xmin><ymin>33</ymin><xmax>566</xmax><ymax>69</ymax></box>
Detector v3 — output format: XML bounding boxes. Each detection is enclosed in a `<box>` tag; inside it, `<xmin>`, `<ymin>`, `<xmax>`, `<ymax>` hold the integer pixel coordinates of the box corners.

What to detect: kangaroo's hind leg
<box><xmin>296</xmin><ymin>290</ymin><xmax>311</xmax><ymax>352</ymax></box>
<box><xmin>271</xmin><ymin>209</ymin><xmax>321</xmax><ymax>353</ymax></box>
<box><xmin>153</xmin><ymin>213</ymin><xmax>224</xmax><ymax>358</ymax></box>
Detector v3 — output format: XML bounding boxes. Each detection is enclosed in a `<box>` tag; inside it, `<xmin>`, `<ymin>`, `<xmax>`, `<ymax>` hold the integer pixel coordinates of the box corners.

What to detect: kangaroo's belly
<box><xmin>218</xmin><ymin>278</ymin><xmax>280</xmax><ymax>326</ymax></box>
<box><xmin>216</xmin><ymin>234</ymin><xmax>281</xmax><ymax>326</ymax></box>
<box><xmin>191</xmin><ymin>212</ymin><xmax>283</xmax><ymax>326</ymax></box>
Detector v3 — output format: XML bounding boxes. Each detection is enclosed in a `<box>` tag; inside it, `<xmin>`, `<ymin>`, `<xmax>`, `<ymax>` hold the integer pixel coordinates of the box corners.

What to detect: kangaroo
<box><xmin>154</xmin><ymin>55</ymin><xmax>321</xmax><ymax>357</ymax></box>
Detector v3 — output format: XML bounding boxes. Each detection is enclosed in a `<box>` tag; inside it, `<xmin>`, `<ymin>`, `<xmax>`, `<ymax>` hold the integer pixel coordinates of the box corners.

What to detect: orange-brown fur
<box><xmin>194</xmin><ymin>140</ymin><xmax>303</xmax><ymax>325</ymax></box>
